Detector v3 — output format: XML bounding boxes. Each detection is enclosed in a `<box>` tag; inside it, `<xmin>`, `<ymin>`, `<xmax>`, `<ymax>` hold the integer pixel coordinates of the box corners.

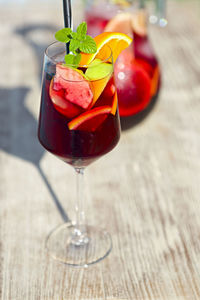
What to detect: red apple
<box><xmin>114</xmin><ymin>59</ymin><xmax>151</xmax><ymax>116</ymax></box>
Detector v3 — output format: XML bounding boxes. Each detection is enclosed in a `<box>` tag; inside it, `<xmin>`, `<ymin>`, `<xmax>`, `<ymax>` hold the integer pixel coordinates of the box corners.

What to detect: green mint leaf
<box><xmin>64</xmin><ymin>54</ymin><xmax>75</xmax><ymax>65</ymax></box>
<box><xmin>77</xmin><ymin>22</ymin><xmax>87</xmax><ymax>40</ymax></box>
<box><xmin>71</xmin><ymin>32</ymin><xmax>78</xmax><ymax>39</ymax></box>
<box><xmin>73</xmin><ymin>53</ymin><xmax>82</xmax><ymax>66</ymax></box>
<box><xmin>64</xmin><ymin>54</ymin><xmax>82</xmax><ymax>68</ymax></box>
<box><xmin>55</xmin><ymin>22</ymin><xmax>97</xmax><ymax>68</ymax></box>
<box><xmin>70</xmin><ymin>39</ymin><xmax>81</xmax><ymax>53</ymax></box>
<box><xmin>79</xmin><ymin>35</ymin><xmax>97</xmax><ymax>53</ymax></box>
<box><xmin>55</xmin><ymin>28</ymin><xmax>72</xmax><ymax>43</ymax></box>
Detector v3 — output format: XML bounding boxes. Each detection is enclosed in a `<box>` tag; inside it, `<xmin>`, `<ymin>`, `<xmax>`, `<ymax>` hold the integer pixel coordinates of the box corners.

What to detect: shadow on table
<box><xmin>0</xmin><ymin>86</ymin><xmax>70</xmax><ymax>223</ymax></box>
<box><xmin>15</xmin><ymin>23</ymin><xmax>59</xmax><ymax>82</ymax></box>
<box><xmin>3</xmin><ymin>23</ymin><xmax>70</xmax><ymax>222</ymax></box>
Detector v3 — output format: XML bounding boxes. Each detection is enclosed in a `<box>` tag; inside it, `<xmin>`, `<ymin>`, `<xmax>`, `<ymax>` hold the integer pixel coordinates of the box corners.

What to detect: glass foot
<box><xmin>45</xmin><ymin>223</ymin><xmax>112</xmax><ymax>267</ymax></box>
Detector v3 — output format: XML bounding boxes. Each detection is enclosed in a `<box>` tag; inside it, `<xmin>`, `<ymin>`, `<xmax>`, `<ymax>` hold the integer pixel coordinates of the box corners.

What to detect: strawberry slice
<box><xmin>68</xmin><ymin>106</ymin><xmax>112</xmax><ymax>132</ymax></box>
<box><xmin>49</xmin><ymin>79</ymin><xmax>83</xmax><ymax>118</ymax></box>
<box><xmin>53</xmin><ymin>64</ymin><xmax>93</xmax><ymax>109</ymax></box>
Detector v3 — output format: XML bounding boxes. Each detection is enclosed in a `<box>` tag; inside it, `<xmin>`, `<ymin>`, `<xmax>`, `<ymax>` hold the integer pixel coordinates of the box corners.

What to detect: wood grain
<box><xmin>1</xmin><ymin>0</ymin><xmax>200</xmax><ymax>299</ymax></box>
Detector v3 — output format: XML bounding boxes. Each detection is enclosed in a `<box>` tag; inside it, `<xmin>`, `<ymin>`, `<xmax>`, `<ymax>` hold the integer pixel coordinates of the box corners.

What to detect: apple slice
<box><xmin>49</xmin><ymin>79</ymin><xmax>83</xmax><ymax>118</ymax></box>
<box><xmin>68</xmin><ymin>105</ymin><xmax>112</xmax><ymax>132</ymax></box>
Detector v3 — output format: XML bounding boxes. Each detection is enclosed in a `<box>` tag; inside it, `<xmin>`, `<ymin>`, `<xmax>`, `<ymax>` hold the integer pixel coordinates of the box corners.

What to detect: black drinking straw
<box><xmin>63</xmin><ymin>0</ymin><xmax>72</xmax><ymax>54</ymax></box>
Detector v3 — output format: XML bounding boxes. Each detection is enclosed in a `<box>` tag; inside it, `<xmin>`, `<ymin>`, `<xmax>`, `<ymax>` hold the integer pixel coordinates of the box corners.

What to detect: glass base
<box><xmin>46</xmin><ymin>223</ymin><xmax>112</xmax><ymax>267</ymax></box>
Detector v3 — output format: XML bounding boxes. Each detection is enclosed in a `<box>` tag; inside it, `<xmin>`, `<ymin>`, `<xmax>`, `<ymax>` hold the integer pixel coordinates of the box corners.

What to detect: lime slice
<box><xmin>85</xmin><ymin>59</ymin><xmax>113</xmax><ymax>80</ymax></box>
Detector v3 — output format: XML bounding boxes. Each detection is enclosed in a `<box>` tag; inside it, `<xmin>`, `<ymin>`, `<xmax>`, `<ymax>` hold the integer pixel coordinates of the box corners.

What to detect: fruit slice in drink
<box><xmin>68</xmin><ymin>106</ymin><xmax>112</xmax><ymax>131</ymax></box>
<box><xmin>85</xmin><ymin>58</ymin><xmax>113</xmax><ymax>106</ymax></box>
<box><xmin>115</xmin><ymin>59</ymin><xmax>151</xmax><ymax>116</ymax></box>
<box><xmin>79</xmin><ymin>32</ymin><xmax>132</xmax><ymax>65</ymax></box>
<box><xmin>67</xmin><ymin>89</ymin><xmax>118</xmax><ymax>132</ymax></box>
<box><xmin>49</xmin><ymin>78</ymin><xmax>84</xmax><ymax>118</ymax></box>
<box><xmin>111</xmin><ymin>91</ymin><xmax>118</xmax><ymax>115</ymax></box>
<box><xmin>49</xmin><ymin>60</ymin><xmax>115</xmax><ymax>130</ymax></box>
<box><xmin>49</xmin><ymin>32</ymin><xmax>132</xmax><ymax>132</ymax></box>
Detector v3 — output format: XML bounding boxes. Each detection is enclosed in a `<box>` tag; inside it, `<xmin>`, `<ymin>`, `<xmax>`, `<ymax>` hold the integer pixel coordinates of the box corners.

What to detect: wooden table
<box><xmin>1</xmin><ymin>0</ymin><xmax>200</xmax><ymax>299</ymax></box>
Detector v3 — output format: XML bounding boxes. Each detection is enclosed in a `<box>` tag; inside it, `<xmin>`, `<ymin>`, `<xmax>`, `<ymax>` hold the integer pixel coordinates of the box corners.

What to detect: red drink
<box><xmin>86</xmin><ymin>9</ymin><xmax>161</xmax><ymax>118</ymax></box>
<box><xmin>114</xmin><ymin>31</ymin><xmax>161</xmax><ymax>117</ymax></box>
<box><xmin>38</xmin><ymin>47</ymin><xmax>120</xmax><ymax>168</ymax></box>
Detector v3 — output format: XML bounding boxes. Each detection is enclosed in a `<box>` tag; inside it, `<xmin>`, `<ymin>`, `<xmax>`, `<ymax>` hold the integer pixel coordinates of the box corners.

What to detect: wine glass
<box><xmin>38</xmin><ymin>41</ymin><xmax>120</xmax><ymax>267</ymax></box>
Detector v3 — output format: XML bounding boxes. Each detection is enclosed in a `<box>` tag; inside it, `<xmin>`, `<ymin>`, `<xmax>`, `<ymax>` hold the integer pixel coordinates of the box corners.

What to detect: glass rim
<box><xmin>45</xmin><ymin>41</ymin><xmax>113</xmax><ymax>68</ymax></box>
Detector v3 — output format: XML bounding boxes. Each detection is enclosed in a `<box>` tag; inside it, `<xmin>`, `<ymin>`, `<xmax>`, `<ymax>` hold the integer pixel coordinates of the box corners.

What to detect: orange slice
<box><xmin>79</xmin><ymin>32</ymin><xmax>133</xmax><ymax>65</ymax></box>
<box><xmin>68</xmin><ymin>106</ymin><xmax>111</xmax><ymax>132</ymax></box>
<box><xmin>90</xmin><ymin>74</ymin><xmax>112</xmax><ymax>107</ymax></box>
<box><xmin>131</xmin><ymin>9</ymin><xmax>147</xmax><ymax>37</ymax></box>
<box><xmin>150</xmin><ymin>65</ymin><xmax>160</xmax><ymax>97</ymax></box>
<box><xmin>111</xmin><ymin>91</ymin><xmax>118</xmax><ymax>115</ymax></box>
<box><xmin>104</xmin><ymin>12</ymin><xmax>133</xmax><ymax>36</ymax></box>
<box><xmin>104</xmin><ymin>10</ymin><xmax>147</xmax><ymax>37</ymax></box>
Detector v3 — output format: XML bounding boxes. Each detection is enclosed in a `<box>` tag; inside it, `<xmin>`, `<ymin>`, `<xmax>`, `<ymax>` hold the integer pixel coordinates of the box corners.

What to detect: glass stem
<box><xmin>75</xmin><ymin>167</ymin><xmax>85</xmax><ymax>229</ymax></box>
<box><xmin>71</xmin><ymin>167</ymin><xmax>88</xmax><ymax>246</ymax></box>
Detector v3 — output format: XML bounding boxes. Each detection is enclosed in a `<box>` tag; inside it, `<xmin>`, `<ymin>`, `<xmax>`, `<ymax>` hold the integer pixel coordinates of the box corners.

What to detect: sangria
<box><xmin>38</xmin><ymin>45</ymin><xmax>120</xmax><ymax>167</ymax></box>
<box><xmin>38</xmin><ymin>23</ymin><xmax>132</xmax><ymax>266</ymax></box>
<box><xmin>85</xmin><ymin>0</ymin><xmax>162</xmax><ymax>121</ymax></box>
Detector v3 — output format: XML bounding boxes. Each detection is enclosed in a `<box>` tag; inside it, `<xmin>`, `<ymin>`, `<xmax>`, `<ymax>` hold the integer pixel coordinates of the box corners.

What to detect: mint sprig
<box><xmin>55</xmin><ymin>22</ymin><xmax>97</xmax><ymax>67</ymax></box>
